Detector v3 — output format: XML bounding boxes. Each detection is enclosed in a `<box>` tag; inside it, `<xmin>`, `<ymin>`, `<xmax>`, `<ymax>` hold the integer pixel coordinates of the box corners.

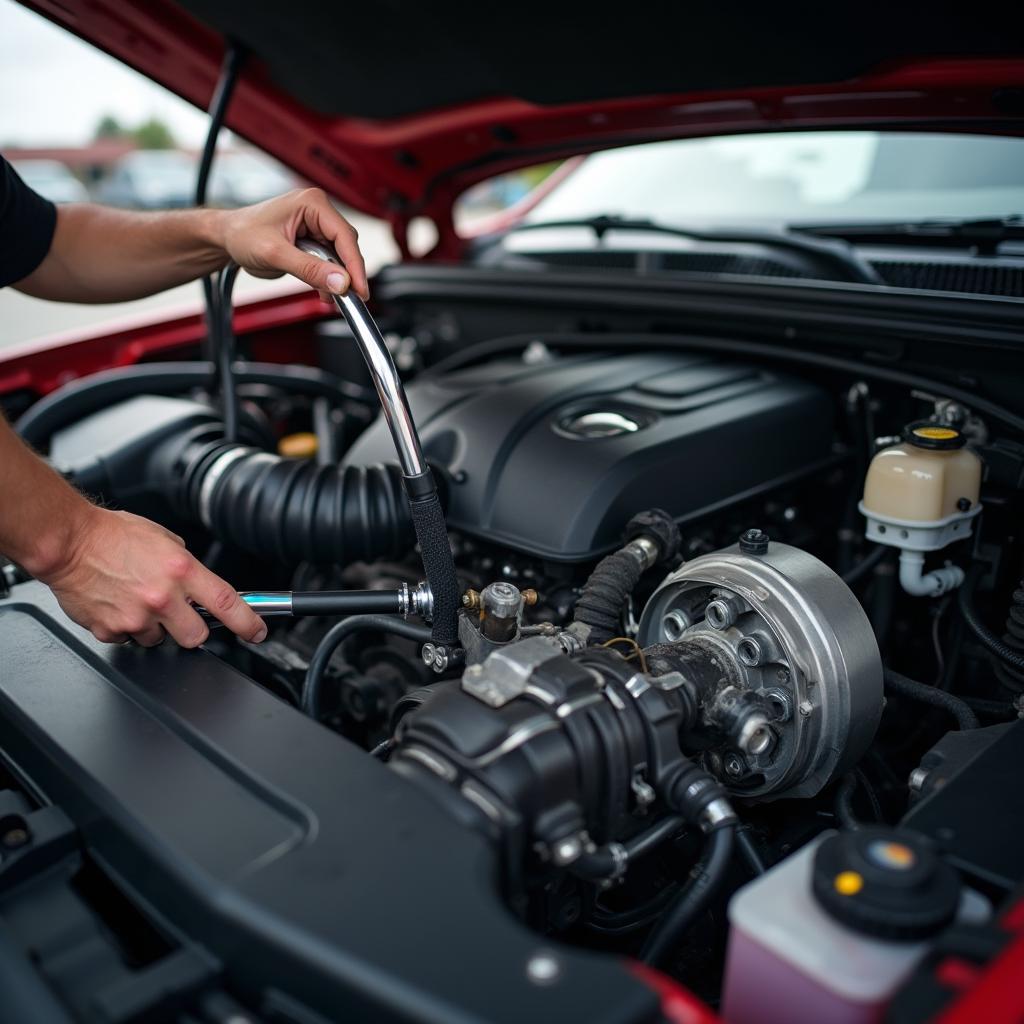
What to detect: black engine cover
<box><xmin>346</xmin><ymin>351</ymin><xmax>832</xmax><ymax>561</ymax></box>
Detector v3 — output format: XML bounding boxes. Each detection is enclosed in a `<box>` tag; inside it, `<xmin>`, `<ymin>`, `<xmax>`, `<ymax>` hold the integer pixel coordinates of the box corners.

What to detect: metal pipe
<box><xmin>296</xmin><ymin>238</ymin><xmax>427</xmax><ymax>478</ymax></box>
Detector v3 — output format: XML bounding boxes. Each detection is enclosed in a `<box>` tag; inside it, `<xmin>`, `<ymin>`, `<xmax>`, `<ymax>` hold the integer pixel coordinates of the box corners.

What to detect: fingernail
<box><xmin>326</xmin><ymin>271</ymin><xmax>348</xmax><ymax>294</ymax></box>
<box><xmin>254</xmin><ymin>623</ymin><xmax>268</xmax><ymax>643</ymax></box>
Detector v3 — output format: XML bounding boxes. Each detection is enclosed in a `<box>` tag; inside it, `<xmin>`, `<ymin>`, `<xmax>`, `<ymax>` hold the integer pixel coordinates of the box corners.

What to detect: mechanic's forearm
<box><xmin>0</xmin><ymin>413</ymin><xmax>96</xmax><ymax>577</ymax></box>
<box><xmin>16</xmin><ymin>203</ymin><xmax>230</xmax><ymax>303</ymax></box>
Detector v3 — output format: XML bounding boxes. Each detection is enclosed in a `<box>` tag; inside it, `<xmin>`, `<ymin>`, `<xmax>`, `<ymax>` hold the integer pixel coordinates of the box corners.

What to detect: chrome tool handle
<box><xmin>296</xmin><ymin>238</ymin><xmax>426</xmax><ymax>478</ymax></box>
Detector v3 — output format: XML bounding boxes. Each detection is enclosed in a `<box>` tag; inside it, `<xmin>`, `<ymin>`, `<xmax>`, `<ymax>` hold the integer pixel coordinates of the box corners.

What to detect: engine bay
<box><xmin>2</xmin><ymin>281</ymin><xmax>1024</xmax><ymax>1023</ymax></box>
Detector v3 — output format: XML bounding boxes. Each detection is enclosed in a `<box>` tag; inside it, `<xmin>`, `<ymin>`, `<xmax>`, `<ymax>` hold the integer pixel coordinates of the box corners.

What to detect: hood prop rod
<box><xmin>294</xmin><ymin>239</ymin><xmax>461</xmax><ymax>670</ymax></box>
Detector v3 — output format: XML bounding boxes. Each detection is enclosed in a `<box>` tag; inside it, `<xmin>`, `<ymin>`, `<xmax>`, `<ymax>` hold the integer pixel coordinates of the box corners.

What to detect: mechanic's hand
<box><xmin>40</xmin><ymin>507</ymin><xmax>267</xmax><ymax>649</ymax></box>
<box><xmin>219</xmin><ymin>187</ymin><xmax>369</xmax><ymax>302</ymax></box>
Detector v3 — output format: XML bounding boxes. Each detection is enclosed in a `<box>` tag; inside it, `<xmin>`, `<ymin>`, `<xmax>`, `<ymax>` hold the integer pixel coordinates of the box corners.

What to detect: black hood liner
<box><xmin>176</xmin><ymin>1</ymin><xmax>1021</xmax><ymax>120</ymax></box>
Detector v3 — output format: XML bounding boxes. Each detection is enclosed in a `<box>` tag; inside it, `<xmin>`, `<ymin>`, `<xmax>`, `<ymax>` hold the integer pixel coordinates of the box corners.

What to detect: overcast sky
<box><xmin>0</xmin><ymin>0</ymin><xmax>212</xmax><ymax>147</ymax></box>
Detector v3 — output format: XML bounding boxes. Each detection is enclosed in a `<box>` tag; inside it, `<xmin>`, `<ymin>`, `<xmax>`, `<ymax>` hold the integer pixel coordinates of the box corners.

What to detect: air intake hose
<box><xmin>172</xmin><ymin>432</ymin><xmax>416</xmax><ymax>566</ymax></box>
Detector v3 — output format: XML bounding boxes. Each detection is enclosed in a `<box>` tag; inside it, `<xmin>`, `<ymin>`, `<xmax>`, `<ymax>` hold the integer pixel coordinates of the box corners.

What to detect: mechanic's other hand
<box><xmin>40</xmin><ymin>507</ymin><xmax>267</xmax><ymax>649</ymax></box>
<box><xmin>218</xmin><ymin>187</ymin><xmax>369</xmax><ymax>301</ymax></box>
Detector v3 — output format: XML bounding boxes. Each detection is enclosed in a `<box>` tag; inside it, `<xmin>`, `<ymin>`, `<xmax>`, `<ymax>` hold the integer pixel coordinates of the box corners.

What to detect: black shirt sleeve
<box><xmin>0</xmin><ymin>155</ymin><xmax>58</xmax><ymax>288</ymax></box>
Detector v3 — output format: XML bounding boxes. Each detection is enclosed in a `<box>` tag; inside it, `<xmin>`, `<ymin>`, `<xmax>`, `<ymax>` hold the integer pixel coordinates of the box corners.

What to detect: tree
<box><xmin>94</xmin><ymin>114</ymin><xmax>125</xmax><ymax>140</ymax></box>
<box><xmin>132</xmin><ymin>118</ymin><xmax>176</xmax><ymax>150</ymax></box>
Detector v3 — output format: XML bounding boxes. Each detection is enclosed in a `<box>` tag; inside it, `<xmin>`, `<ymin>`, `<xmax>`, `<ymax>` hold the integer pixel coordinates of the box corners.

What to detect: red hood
<box><xmin>21</xmin><ymin>1</ymin><xmax>1024</xmax><ymax>256</ymax></box>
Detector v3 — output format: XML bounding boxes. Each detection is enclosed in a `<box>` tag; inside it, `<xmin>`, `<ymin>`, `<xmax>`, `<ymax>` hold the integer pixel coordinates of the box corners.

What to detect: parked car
<box><xmin>10</xmin><ymin>158</ymin><xmax>89</xmax><ymax>203</ymax></box>
<box><xmin>208</xmin><ymin>150</ymin><xmax>297</xmax><ymax>206</ymax></box>
<box><xmin>2</xmin><ymin>5</ymin><xmax>1024</xmax><ymax>1024</ymax></box>
<box><xmin>95</xmin><ymin>149</ymin><xmax>196</xmax><ymax>208</ymax></box>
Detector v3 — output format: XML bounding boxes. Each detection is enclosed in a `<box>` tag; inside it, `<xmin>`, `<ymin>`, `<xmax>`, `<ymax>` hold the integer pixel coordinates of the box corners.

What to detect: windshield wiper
<box><xmin>792</xmin><ymin>216</ymin><xmax>1024</xmax><ymax>256</ymax></box>
<box><xmin>501</xmin><ymin>214</ymin><xmax>883</xmax><ymax>285</ymax></box>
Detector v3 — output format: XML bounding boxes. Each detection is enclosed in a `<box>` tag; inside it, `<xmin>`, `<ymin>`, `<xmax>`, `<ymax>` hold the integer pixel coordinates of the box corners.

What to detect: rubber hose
<box><xmin>884</xmin><ymin>668</ymin><xmax>979</xmax><ymax>730</ymax></box>
<box><xmin>179</xmin><ymin>437</ymin><xmax>413</xmax><ymax>566</ymax></box>
<box><xmin>995</xmin><ymin>580</ymin><xmax>1024</xmax><ymax>692</ymax></box>
<box><xmin>842</xmin><ymin>544</ymin><xmax>887</xmax><ymax>586</ymax></box>
<box><xmin>639</xmin><ymin>824</ymin><xmax>736</xmax><ymax>966</ymax></box>
<box><xmin>16</xmin><ymin>361</ymin><xmax>374</xmax><ymax>446</ymax></box>
<box><xmin>736</xmin><ymin>829</ymin><xmax>766</xmax><ymax>875</ymax></box>
<box><xmin>835</xmin><ymin>773</ymin><xmax>862</xmax><ymax>830</ymax></box>
<box><xmin>574</xmin><ymin>547</ymin><xmax>646</xmax><ymax>645</ymax></box>
<box><xmin>958</xmin><ymin>571</ymin><xmax>1024</xmax><ymax>674</ymax></box>
<box><xmin>303</xmin><ymin>615</ymin><xmax>433</xmax><ymax>718</ymax></box>
<box><xmin>571</xmin><ymin>816</ymin><xmax>687</xmax><ymax>882</ymax></box>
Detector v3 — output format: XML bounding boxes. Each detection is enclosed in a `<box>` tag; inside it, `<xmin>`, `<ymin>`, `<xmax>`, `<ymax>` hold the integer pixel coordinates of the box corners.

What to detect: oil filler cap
<box><xmin>904</xmin><ymin>421</ymin><xmax>967</xmax><ymax>451</ymax></box>
<box><xmin>812</xmin><ymin>827</ymin><xmax>961</xmax><ymax>941</ymax></box>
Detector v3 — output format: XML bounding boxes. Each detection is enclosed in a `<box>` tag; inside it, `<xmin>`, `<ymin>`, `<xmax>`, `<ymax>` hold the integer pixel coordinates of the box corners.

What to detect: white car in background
<box><xmin>11</xmin><ymin>158</ymin><xmax>89</xmax><ymax>203</ymax></box>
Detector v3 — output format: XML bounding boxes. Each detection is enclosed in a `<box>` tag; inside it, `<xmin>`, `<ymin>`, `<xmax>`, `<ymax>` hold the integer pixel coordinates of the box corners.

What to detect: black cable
<box><xmin>216</xmin><ymin>262</ymin><xmax>241</xmax><ymax>441</ymax></box>
<box><xmin>884</xmin><ymin>668</ymin><xmax>979</xmax><ymax>730</ymax></box>
<box><xmin>835</xmin><ymin>773</ymin><xmax>861</xmax><ymax>830</ymax></box>
<box><xmin>16</xmin><ymin>362</ymin><xmax>375</xmax><ymax>447</ymax></box>
<box><xmin>639</xmin><ymin>824</ymin><xmax>735</xmax><ymax>966</ymax></box>
<box><xmin>302</xmin><ymin>615</ymin><xmax>432</xmax><ymax>718</ymax></box>
<box><xmin>835</xmin><ymin>767</ymin><xmax>884</xmax><ymax>830</ymax></box>
<box><xmin>626</xmin><ymin>816</ymin><xmax>686</xmax><ymax>862</ymax></box>
<box><xmin>961</xmin><ymin>696</ymin><xmax>1018</xmax><ymax>720</ymax></box>
<box><xmin>196</xmin><ymin>42</ymin><xmax>247</xmax><ymax>366</ymax></box>
<box><xmin>841</xmin><ymin>544</ymin><xmax>887</xmax><ymax>586</ymax></box>
<box><xmin>572</xmin><ymin>816</ymin><xmax>687</xmax><ymax>881</ymax></box>
<box><xmin>735</xmin><ymin>828</ymin><xmax>766</xmax><ymax>875</ymax></box>
<box><xmin>958</xmin><ymin>570</ymin><xmax>1024</xmax><ymax>674</ymax></box>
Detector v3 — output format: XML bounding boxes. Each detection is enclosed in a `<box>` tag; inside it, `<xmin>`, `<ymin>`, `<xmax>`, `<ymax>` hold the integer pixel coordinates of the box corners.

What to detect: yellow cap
<box><xmin>277</xmin><ymin>432</ymin><xmax>319</xmax><ymax>459</ymax></box>
<box><xmin>912</xmin><ymin>426</ymin><xmax>959</xmax><ymax>441</ymax></box>
<box><xmin>834</xmin><ymin>871</ymin><xmax>864</xmax><ymax>896</ymax></box>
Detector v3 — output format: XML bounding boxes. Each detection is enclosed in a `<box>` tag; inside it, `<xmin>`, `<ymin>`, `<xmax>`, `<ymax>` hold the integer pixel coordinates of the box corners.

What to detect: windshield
<box><xmin>512</xmin><ymin>132</ymin><xmax>1024</xmax><ymax>229</ymax></box>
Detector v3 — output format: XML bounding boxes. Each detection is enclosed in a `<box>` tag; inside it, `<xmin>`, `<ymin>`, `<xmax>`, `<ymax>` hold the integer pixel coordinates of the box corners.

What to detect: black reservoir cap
<box><xmin>812</xmin><ymin>827</ymin><xmax>961</xmax><ymax>941</ymax></box>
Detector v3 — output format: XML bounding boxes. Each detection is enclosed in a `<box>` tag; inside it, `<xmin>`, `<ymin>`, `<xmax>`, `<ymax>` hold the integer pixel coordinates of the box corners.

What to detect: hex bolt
<box><xmin>736</xmin><ymin>635</ymin><xmax>765</xmax><ymax>667</ymax></box>
<box><xmin>724</xmin><ymin>753</ymin><xmax>745</xmax><ymax>777</ymax></box>
<box><xmin>705</xmin><ymin>596</ymin><xmax>740</xmax><ymax>630</ymax></box>
<box><xmin>736</xmin><ymin>711</ymin><xmax>774</xmax><ymax>757</ymax></box>
<box><xmin>526</xmin><ymin>952</ymin><xmax>562</xmax><ymax>986</ymax></box>
<box><xmin>661</xmin><ymin>609</ymin><xmax>692</xmax><ymax>642</ymax></box>
<box><xmin>762</xmin><ymin>687</ymin><xmax>793</xmax><ymax>723</ymax></box>
<box><xmin>1</xmin><ymin>826</ymin><xmax>29</xmax><ymax>850</ymax></box>
<box><xmin>798</xmin><ymin>700</ymin><xmax>813</xmax><ymax>717</ymax></box>
<box><xmin>908</xmin><ymin>767</ymin><xmax>929</xmax><ymax>793</ymax></box>
<box><xmin>551</xmin><ymin>835</ymin><xmax>583</xmax><ymax>867</ymax></box>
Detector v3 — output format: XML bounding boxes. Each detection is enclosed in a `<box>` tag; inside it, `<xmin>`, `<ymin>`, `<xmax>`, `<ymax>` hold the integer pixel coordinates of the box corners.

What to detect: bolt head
<box><xmin>526</xmin><ymin>952</ymin><xmax>562</xmax><ymax>986</ymax></box>
<box><xmin>798</xmin><ymin>700</ymin><xmax>813</xmax><ymax>717</ymax></box>
<box><xmin>706</xmin><ymin>598</ymin><xmax>738</xmax><ymax>630</ymax></box>
<box><xmin>421</xmin><ymin>643</ymin><xmax>436</xmax><ymax>665</ymax></box>
<box><xmin>724</xmin><ymin>754</ymin><xmax>745</xmax><ymax>777</ymax></box>
<box><xmin>551</xmin><ymin>836</ymin><xmax>582</xmax><ymax>866</ymax></box>
<box><xmin>1</xmin><ymin>826</ymin><xmax>29</xmax><ymax>850</ymax></box>
<box><xmin>739</xmin><ymin>528</ymin><xmax>770</xmax><ymax>555</ymax></box>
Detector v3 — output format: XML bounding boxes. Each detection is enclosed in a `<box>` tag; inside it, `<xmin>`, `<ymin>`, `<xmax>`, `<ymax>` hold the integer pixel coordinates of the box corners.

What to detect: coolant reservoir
<box><xmin>722</xmin><ymin>829</ymin><xmax>989</xmax><ymax>1024</ymax></box>
<box><xmin>860</xmin><ymin>423</ymin><xmax>981</xmax><ymax>551</ymax></box>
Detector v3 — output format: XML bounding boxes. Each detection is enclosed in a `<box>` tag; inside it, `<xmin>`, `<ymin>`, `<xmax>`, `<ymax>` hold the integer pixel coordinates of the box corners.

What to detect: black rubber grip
<box><xmin>407</xmin><ymin>489</ymin><xmax>460</xmax><ymax>647</ymax></box>
<box><xmin>292</xmin><ymin>590</ymin><xmax>402</xmax><ymax>617</ymax></box>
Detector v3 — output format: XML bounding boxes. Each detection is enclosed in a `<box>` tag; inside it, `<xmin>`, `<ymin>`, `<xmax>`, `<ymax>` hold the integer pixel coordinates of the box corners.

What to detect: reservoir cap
<box><xmin>905</xmin><ymin>422</ymin><xmax>967</xmax><ymax>451</ymax></box>
<box><xmin>812</xmin><ymin>827</ymin><xmax>961</xmax><ymax>941</ymax></box>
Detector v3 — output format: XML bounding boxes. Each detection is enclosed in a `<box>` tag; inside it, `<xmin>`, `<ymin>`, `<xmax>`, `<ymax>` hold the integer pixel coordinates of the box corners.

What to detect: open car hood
<box><xmin>21</xmin><ymin>1</ymin><xmax>1024</xmax><ymax>255</ymax></box>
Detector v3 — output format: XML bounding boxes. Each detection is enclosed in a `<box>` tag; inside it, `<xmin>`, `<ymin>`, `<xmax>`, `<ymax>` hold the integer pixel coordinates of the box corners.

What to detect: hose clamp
<box><xmin>197</xmin><ymin>446</ymin><xmax>258</xmax><ymax>528</ymax></box>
